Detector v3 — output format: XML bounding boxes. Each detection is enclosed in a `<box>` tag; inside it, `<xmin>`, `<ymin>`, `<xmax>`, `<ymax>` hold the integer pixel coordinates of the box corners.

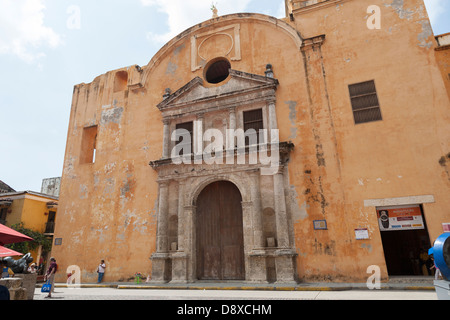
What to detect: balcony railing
<box><xmin>44</xmin><ymin>221</ymin><xmax>55</xmax><ymax>234</ymax></box>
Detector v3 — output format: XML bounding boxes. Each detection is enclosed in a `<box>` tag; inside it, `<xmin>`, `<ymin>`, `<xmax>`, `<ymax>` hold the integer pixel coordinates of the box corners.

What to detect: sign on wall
<box><xmin>377</xmin><ymin>205</ymin><xmax>424</xmax><ymax>231</ymax></box>
<box><xmin>313</xmin><ymin>220</ymin><xmax>327</xmax><ymax>230</ymax></box>
<box><xmin>355</xmin><ymin>228</ymin><xmax>370</xmax><ymax>240</ymax></box>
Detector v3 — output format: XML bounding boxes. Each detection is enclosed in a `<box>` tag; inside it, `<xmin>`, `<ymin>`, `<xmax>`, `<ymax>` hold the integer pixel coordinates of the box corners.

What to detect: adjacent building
<box><xmin>0</xmin><ymin>188</ymin><xmax>58</xmax><ymax>271</ymax></box>
<box><xmin>52</xmin><ymin>0</ymin><xmax>450</xmax><ymax>283</ymax></box>
<box><xmin>0</xmin><ymin>180</ymin><xmax>15</xmax><ymax>195</ymax></box>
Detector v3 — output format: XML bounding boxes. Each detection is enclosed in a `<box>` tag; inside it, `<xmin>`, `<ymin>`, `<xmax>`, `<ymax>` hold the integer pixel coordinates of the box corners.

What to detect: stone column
<box><xmin>226</xmin><ymin>107</ymin><xmax>237</xmax><ymax>163</ymax></box>
<box><xmin>241</xmin><ymin>200</ymin><xmax>253</xmax><ymax>282</ymax></box>
<box><xmin>229</xmin><ymin>107</ymin><xmax>236</xmax><ymax>131</ymax></box>
<box><xmin>171</xmin><ymin>180</ymin><xmax>189</xmax><ymax>283</ymax></box>
<box><xmin>162</xmin><ymin>119</ymin><xmax>170</xmax><ymax>159</ymax></box>
<box><xmin>273</xmin><ymin>168</ymin><xmax>289</xmax><ymax>248</ymax></box>
<box><xmin>194</xmin><ymin>114</ymin><xmax>204</xmax><ymax>163</ymax></box>
<box><xmin>273</xmin><ymin>167</ymin><xmax>297</xmax><ymax>283</ymax></box>
<box><xmin>184</xmin><ymin>205</ymin><xmax>197</xmax><ymax>282</ymax></box>
<box><xmin>249</xmin><ymin>169</ymin><xmax>264</xmax><ymax>248</ymax></box>
<box><xmin>247</xmin><ymin>170</ymin><xmax>269</xmax><ymax>284</ymax></box>
<box><xmin>151</xmin><ymin>180</ymin><xmax>171</xmax><ymax>283</ymax></box>
<box><xmin>267</xmin><ymin>99</ymin><xmax>278</xmax><ymax>144</ymax></box>
<box><xmin>156</xmin><ymin>181</ymin><xmax>169</xmax><ymax>253</ymax></box>
<box><xmin>177</xmin><ymin>180</ymin><xmax>186</xmax><ymax>252</ymax></box>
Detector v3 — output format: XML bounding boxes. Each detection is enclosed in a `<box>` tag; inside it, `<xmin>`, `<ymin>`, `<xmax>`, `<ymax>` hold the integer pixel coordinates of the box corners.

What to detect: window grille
<box><xmin>243</xmin><ymin>109</ymin><xmax>264</xmax><ymax>145</ymax></box>
<box><xmin>348</xmin><ymin>80</ymin><xmax>382</xmax><ymax>124</ymax></box>
<box><xmin>175</xmin><ymin>122</ymin><xmax>193</xmax><ymax>155</ymax></box>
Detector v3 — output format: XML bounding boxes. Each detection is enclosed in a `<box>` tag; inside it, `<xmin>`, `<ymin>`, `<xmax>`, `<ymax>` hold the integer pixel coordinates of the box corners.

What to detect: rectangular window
<box><xmin>80</xmin><ymin>125</ymin><xmax>98</xmax><ymax>164</ymax></box>
<box><xmin>243</xmin><ymin>109</ymin><xmax>264</xmax><ymax>145</ymax></box>
<box><xmin>0</xmin><ymin>208</ymin><xmax>7</xmax><ymax>224</ymax></box>
<box><xmin>348</xmin><ymin>80</ymin><xmax>382</xmax><ymax>124</ymax></box>
<box><xmin>45</xmin><ymin>211</ymin><xmax>56</xmax><ymax>234</ymax></box>
<box><xmin>175</xmin><ymin>121</ymin><xmax>193</xmax><ymax>155</ymax></box>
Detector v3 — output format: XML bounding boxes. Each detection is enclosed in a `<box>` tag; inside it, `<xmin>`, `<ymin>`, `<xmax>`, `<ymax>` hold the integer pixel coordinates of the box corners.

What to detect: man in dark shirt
<box><xmin>44</xmin><ymin>257</ymin><xmax>57</xmax><ymax>298</ymax></box>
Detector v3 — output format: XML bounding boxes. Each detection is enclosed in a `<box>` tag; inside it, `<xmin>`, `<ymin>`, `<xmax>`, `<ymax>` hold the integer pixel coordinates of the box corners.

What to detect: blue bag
<box><xmin>41</xmin><ymin>281</ymin><xmax>51</xmax><ymax>293</ymax></box>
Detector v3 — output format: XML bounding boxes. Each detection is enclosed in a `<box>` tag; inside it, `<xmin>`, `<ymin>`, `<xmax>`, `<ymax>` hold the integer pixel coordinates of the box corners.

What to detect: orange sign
<box><xmin>377</xmin><ymin>206</ymin><xmax>424</xmax><ymax>231</ymax></box>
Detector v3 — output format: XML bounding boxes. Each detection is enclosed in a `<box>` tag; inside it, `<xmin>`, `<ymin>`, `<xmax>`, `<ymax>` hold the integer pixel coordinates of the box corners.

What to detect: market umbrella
<box><xmin>0</xmin><ymin>224</ymin><xmax>33</xmax><ymax>246</ymax></box>
<box><xmin>0</xmin><ymin>245</ymin><xmax>22</xmax><ymax>258</ymax></box>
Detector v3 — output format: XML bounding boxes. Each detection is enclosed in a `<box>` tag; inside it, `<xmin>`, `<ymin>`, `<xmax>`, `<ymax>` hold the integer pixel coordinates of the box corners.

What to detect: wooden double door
<box><xmin>196</xmin><ymin>181</ymin><xmax>245</xmax><ymax>280</ymax></box>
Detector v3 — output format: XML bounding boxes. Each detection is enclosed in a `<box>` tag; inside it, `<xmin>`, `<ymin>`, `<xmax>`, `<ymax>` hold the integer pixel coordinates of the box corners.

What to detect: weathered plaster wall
<box><xmin>53</xmin><ymin>14</ymin><xmax>309</xmax><ymax>283</ymax></box>
<box><xmin>54</xmin><ymin>69</ymin><xmax>160</xmax><ymax>282</ymax></box>
<box><xmin>435</xmin><ymin>35</ymin><xmax>450</xmax><ymax>101</ymax></box>
<box><xmin>287</xmin><ymin>0</ymin><xmax>450</xmax><ymax>281</ymax></box>
<box><xmin>53</xmin><ymin>0</ymin><xmax>450</xmax><ymax>283</ymax></box>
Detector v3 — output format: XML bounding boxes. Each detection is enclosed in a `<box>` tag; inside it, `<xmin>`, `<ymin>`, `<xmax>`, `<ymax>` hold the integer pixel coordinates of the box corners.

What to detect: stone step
<box><xmin>388</xmin><ymin>276</ymin><xmax>434</xmax><ymax>284</ymax></box>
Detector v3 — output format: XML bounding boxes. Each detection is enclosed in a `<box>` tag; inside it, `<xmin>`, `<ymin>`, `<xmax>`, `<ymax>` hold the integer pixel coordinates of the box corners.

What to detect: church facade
<box><xmin>52</xmin><ymin>0</ymin><xmax>450</xmax><ymax>283</ymax></box>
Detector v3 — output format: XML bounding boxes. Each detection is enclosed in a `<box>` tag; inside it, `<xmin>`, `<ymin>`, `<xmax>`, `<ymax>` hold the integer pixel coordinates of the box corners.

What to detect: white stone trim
<box><xmin>364</xmin><ymin>195</ymin><xmax>435</xmax><ymax>207</ymax></box>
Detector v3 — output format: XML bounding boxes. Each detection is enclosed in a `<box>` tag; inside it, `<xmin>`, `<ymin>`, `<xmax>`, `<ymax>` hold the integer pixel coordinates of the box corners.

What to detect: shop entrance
<box><xmin>377</xmin><ymin>205</ymin><xmax>433</xmax><ymax>276</ymax></box>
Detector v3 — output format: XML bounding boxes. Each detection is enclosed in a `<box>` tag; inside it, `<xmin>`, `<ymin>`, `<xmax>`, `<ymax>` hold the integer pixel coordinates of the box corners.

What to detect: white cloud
<box><xmin>423</xmin><ymin>0</ymin><xmax>446</xmax><ymax>24</ymax></box>
<box><xmin>0</xmin><ymin>0</ymin><xmax>61</xmax><ymax>63</ymax></box>
<box><xmin>141</xmin><ymin>0</ymin><xmax>252</xmax><ymax>44</ymax></box>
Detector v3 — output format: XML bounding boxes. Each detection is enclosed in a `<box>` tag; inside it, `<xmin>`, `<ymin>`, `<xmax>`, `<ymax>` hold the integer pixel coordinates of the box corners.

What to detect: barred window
<box><xmin>348</xmin><ymin>80</ymin><xmax>382</xmax><ymax>124</ymax></box>
<box><xmin>175</xmin><ymin>121</ymin><xmax>193</xmax><ymax>155</ymax></box>
<box><xmin>243</xmin><ymin>109</ymin><xmax>264</xmax><ymax>145</ymax></box>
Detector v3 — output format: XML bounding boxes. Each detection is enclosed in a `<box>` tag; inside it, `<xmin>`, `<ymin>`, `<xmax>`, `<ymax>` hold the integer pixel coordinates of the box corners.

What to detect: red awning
<box><xmin>0</xmin><ymin>224</ymin><xmax>33</xmax><ymax>246</ymax></box>
<box><xmin>0</xmin><ymin>245</ymin><xmax>23</xmax><ymax>258</ymax></box>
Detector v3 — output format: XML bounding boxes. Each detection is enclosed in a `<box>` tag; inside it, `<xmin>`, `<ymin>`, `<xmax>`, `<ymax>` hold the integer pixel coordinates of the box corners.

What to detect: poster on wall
<box><xmin>443</xmin><ymin>223</ymin><xmax>450</xmax><ymax>232</ymax></box>
<box><xmin>377</xmin><ymin>205</ymin><xmax>424</xmax><ymax>231</ymax></box>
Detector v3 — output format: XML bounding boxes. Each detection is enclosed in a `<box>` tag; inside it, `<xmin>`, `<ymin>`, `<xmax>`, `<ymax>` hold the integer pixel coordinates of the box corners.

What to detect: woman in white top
<box><xmin>27</xmin><ymin>263</ymin><xmax>37</xmax><ymax>273</ymax></box>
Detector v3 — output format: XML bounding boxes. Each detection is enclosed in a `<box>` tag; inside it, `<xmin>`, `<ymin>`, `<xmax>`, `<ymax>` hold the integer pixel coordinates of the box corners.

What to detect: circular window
<box><xmin>205</xmin><ymin>58</ymin><xmax>231</xmax><ymax>84</ymax></box>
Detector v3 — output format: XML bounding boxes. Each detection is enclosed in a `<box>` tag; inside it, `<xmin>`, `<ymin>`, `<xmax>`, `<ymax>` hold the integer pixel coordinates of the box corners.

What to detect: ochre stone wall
<box><xmin>52</xmin><ymin>0</ymin><xmax>450</xmax><ymax>283</ymax></box>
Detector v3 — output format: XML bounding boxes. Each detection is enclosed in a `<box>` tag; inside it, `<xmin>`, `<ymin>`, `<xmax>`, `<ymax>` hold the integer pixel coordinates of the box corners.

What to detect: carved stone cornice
<box><xmin>300</xmin><ymin>34</ymin><xmax>326</xmax><ymax>51</ymax></box>
<box><xmin>149</xmin><ymin>141</ymin><xmax>295</xmax><ymax>174</ymax></box>
<box><xmin>156</xmin><ymin>69</ymin><xmax>279</xmax><ymax>119</ymax></box>
<box><xmin>290</xmin><ymin>0</ymin><xmax>349</xmax><ymax>16</ymax></box>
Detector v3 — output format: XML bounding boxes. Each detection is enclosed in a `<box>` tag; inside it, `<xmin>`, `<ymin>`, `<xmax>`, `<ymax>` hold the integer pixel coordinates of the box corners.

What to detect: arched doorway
<box><xmin>196</xmin><ymin>181</ymin><xmax>245</xmax><ymax>280</ymax></box>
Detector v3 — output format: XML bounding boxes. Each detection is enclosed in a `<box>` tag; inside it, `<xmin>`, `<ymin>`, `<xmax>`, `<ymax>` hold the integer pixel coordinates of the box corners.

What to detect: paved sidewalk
<box><xmin>39</xmin><ymin>277</ymin><xmax>436</xmax><ymax>292</ymax></box>
<box><xmin>33</xmin><ymin>286</ymin><xmax>438</xmax><ymax>301</ymax></box>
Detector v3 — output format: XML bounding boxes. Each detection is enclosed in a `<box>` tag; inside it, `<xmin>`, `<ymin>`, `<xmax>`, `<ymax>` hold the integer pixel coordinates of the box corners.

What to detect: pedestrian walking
<box><xmin>97</xmin><ymin>259</ymin><xmax>106</xmax><ymax>283</ymax></box>
<box><xmin>44</xmin><ymin>257</ymin><xmax>57</xmax><ymax>298</ymax></box>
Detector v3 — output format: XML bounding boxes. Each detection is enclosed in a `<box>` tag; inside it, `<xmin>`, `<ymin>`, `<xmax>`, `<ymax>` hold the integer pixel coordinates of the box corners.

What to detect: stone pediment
<box><xmin>157</xmin><ymin>69</ymin><xmax>278</xmax><ymax>118</ymax></box>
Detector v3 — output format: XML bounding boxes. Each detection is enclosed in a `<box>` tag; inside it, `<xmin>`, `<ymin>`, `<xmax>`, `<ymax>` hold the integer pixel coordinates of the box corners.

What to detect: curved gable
<box><xmin>139</xmin><ymin>13</ymin><xmax>303</xmax><ymax>89</ymax></box>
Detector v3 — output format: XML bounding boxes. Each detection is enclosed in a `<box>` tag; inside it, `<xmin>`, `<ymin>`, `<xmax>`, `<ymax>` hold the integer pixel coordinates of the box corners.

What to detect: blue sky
<box><xmin>0</xmin><ymin>0</ymin><xmax>449</xmax><ymax>193</ymax></box>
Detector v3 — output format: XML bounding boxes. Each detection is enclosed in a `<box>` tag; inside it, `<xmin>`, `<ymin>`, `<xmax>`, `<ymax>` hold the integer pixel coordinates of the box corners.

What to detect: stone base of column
<box><xmin>150</xmin><ymin>253</ymin><xmax>171</xmax><ymax>283</ymax></box>
<box><xmin>170</xmin><ymin>252</ymin><xmax>190</xmax><ymax>284</ymax></box>
<box><xmin>247</xmin><ymin>249</ymin><xmax>269</xmax><ymax>283</ymax></box>
<box><xmin>274</xmin><ymin>248</ymin><xmax>298</xmax><ymax>284</ymax></box>
<box><xmin>15</xmin><ymin>273</ymin><xmax>37</xmax><ymax>300</ymax></box>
